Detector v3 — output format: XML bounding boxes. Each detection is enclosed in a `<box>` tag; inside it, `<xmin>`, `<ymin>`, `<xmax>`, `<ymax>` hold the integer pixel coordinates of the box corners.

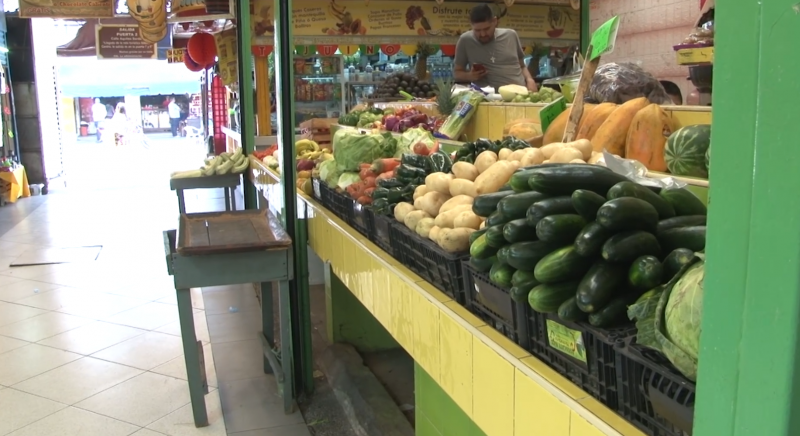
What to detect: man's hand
<box><xmin>526</xmin><ymin>78</ymin><xmax>538</xmax><ymax>92</ymax></box>
<box><xmin>469</xmin><ymin>69</ymin><xmax>488</xmax><ymax>82</ymax></box>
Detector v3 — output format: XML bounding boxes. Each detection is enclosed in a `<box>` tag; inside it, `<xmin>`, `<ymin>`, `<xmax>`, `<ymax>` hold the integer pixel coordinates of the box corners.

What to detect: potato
<box><xmin>425</xmin><ymin>172</ymin><xmax>453</xmax><ymax>195</ymax></box>
<box><xmin>428</xmin><ymin>225</ymin><xmax>441</xmax><ymax>241</ymax></box>
<box><xmin>415</xmin><ymin>191</ymin><xmax>450</xmax><ymax>217</ymax></box>
<box><xmin>539</xmin><ymin>143</ymin><xmax>564</xmax><ymax>159</ymax></box>
<box><xmin>413</xmin><ymin>185</ymin><xmax>428</xmax><ymax>201</ymax></box>
<box><xmin>507</xmin><ymin>149</ymin><xmax>527</xmax><ymax>162</ymax></box>
<box><xmin>498</xmin><ymin>148</ymin><xmax>513</xmax><ymax>160</ymax></box>
<box><xmin>474</xmin><ymin>161</ymin><xmax>516</xmax><ymax>195</ymax></box>
<box><xmin>588</xmin><ymin>151</ymin><xmax>603</xmax><ymax>165</ymax></box>
<box><xmin>440</xmin><ymin>195</ymin><xmax>474</xmax><ymax>214</ymax></box>
<box><xmin>520</xmin><ymin>148</ymin><xmax>545</xmax><ymax>166</ymax></box>
<box><xmin>550</xmin><ymin>147</ymin><xmax>584</xmax><ymax>163</ymax></box>
<box><xmin>452</xmin><ymin>162</ymin><xmax>479</xmax><ymax>181</ymax></box>
<box><xmin>449</xmin><ymin>179</ymin><xmax>478</xmax><ymax>197</ymax></box>
<box><xmin>454</xmin><ymin>211</ymin><xmax>482</xmax><ymax>229</ymax></box>
<box><xmin>480</xmin><ymin>220</ymin><xmax>486</xmax><ymax>229</ymax></box>
<box><xmin>474</xmin><ymin>150</ymin><xmax>498</xmax><ymax>173</ymax></box>
<box><xmin>437</xmin><ymin>227</ymin><xmax>476</xmax><ymax>253</ymax></box>
<box><xmin>509</xmin><ymin>161</ymin><xmax>521</xmax><ymax>170</ymax></box>
<box><xmin>569</xmin><ymin>159</ymin><xmax>587</xmax><ymax>164</ymax></box>
<box><xmin>415</xmin><ymin>217</ymin><xmax>435</xmax><ymax>238</ymax></box>
<box><xmin>565</xmin><ymin>139</ymin><xmax>592</xmax><ymax>160</ymax></box>
<box><xmin>434</xmin><ymin>204</ymin><xmax>473</xmax><ymax>228</ymax></box>
<box><xmin>404</xmin><ymin>210</ymin><xmax>431</xmax><ymax>231</ymax></box>
<box><xmin>394</xmin><ymin>202</ymin><xmax>415</xmax><ymax>223</ymax></box>
<box><xmin>543</xmin><ymin>159</ymin><xmax>551</xmax><ymax>164</ymax></box>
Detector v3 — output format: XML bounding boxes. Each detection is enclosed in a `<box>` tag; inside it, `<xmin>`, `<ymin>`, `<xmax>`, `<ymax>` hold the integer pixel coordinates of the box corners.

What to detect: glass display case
<box><xmin>292</xmin><ymin>54</ymin><xmax>345</xmax><ymax>126</ymax></box>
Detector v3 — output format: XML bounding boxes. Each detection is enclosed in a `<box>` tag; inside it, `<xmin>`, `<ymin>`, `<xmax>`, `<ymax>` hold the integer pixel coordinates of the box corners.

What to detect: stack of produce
<box><xmin>453</xmin><ymin>137</ymin><xmax>533</xmax><ymax>164</ymax></box>
<box><xmin>338</xmin><ymin>107</ymin><xmax>386</xmax><ymax>128</ymax></box>
<box><xmin>467</xmin><ymin>163</ymin><xmax>708</xmax><ymax>329</ymax></box>
<box><xmin>369</xmin><ymin>72</ymin><xmax>439</xmax><ymax>100</ymax></box>
<box><xmin>498</xmin><ymin>84</ymin><xmax>563</xmax><ymax>103</ymax></box>
<box><xmin>381</xmin><ymin>106</ymin><xmax>439</xmax><ymax>133</ymax></box>
<box><xmin>170</xmin><ymin>148</ymin><xmax>250</xmax><ymax>179</ymax></box>
<box><xmin>371</xmin><ymin>147</ymin><xmax>450</xmax><ymax>216</ymax></box>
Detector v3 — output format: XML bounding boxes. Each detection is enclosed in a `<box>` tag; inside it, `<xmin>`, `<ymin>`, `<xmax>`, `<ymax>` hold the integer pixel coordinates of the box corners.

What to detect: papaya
<box><xmin>591</xmin><ymin>97</ymin><xmax>650</xmax><ymax>156</ymax></box>
<box><xmin>625</xmin><ymin>104</ymin><xmax>677</xmax><ymax>172</ymax></box>
<box><xmin>542</xmin><ymin>104</ymin><xmax>597</xmax><ymax>145</ymax></box>
<box><xmin>577</xmin><ymin>102</ymin><xmax>617</xmax><ymax>141</ymax></box>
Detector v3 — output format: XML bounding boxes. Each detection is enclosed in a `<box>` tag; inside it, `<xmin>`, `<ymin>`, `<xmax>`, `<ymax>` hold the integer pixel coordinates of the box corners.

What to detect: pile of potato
<box><xmin>537</xmin><ymin>139</ymin><xmax>603</xmax><ymax>164</ymax></box>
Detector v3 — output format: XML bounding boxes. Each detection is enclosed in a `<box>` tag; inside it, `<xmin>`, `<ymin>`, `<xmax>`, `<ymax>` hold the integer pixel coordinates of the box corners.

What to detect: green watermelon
<box><xmin>664</xmin><ymin>124</ymin><xmax>711</xmax><ymax>178</ymax></box>
<box><xmin>705</xmin><ymin>146</ymin><xmax>710</xmax><ymax>172</ymax></box>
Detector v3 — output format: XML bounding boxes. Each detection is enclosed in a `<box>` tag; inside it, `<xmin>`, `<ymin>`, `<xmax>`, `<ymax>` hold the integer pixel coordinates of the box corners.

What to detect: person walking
<box><xmin>168</xmin><ymin>97</ymin><xmax>181</xmax><ymax>137</ymax></box>
<box><xmin>91</xmin><ymin>98</ymin><xmax>107</xmax><ymax>143</ymax></box>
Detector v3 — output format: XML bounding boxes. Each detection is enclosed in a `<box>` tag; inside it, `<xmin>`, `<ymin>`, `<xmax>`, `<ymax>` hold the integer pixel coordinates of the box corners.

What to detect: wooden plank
<box><xmin>177</xmin><ymin>209</ymin><xmax>291</xmax><ymax>256</ymax></box>
<box><xmin>562</xmin><ymin>45</ymin><xmax>600</xmax><ymax>143</ymax></box>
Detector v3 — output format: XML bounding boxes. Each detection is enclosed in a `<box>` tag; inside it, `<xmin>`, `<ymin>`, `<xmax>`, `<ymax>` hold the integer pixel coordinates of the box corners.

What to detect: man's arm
<box><xmin>453</xmin><ymin>38</ymin><xmax>473</xmax><ymax>83</ymax></box>
<box><xmin>515</xmin><ymin>32</ymin><xmax>538</xmax><ymax>91</ymax></box>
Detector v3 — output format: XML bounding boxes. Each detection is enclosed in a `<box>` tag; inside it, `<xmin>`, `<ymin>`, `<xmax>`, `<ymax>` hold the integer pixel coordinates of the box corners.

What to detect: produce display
<box><xmin>498</xmin><ymin>84</ymin><xmax>563</xmax><ymax>103</ymax></box>
<box><xmin>381</xmin><ymin>106</ymin><xmax>440</xmax><ymax>133</ymax></box>
<box><xmin>437</xmin><ymin>90</ymin><xmax>484</xmax><ymax>140</ymax></box>
<box><xmin>170</xmin><ymin>148</ymin><xmax>250</xmax><ymax>179</ymax></box>
<box><xmin>338</xmin><ymin>107</ymin><xmax>386</xmax><ymax>128</ymax></box>
<box><xmin>369</xmin><ymin>72</ymin><xmax>439</xmax><ymax>100</ymax></box>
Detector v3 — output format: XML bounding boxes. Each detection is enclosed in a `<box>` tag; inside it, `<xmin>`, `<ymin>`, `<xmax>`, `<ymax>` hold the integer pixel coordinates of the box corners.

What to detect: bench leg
<box><xmin>176</xmin><ymin>288</ymin><xmax>209</xmax><ymax>427</ymax></box>
<box><xmin>278</xmin><ymin>279</ymin><xmax>294</xmax><ymax>414</ymax></box>
<box><xmin>224</xmin><ymin>187</ymin><xmax>231</xmax><ymax>211</ymax></box>
<box><xmin>260</xmin><ymin>281</ymin><xmax>274</xmax><ymax>374</ymax></box>
<box><xmin>177</xmin><ymin>189</ymin><xmax>187</xmax><ymax>214</ymax></box>
<box><xmin>230</xmin><ymin>187</ymin><xmax>237</xmax><ymax>211</ymax></box>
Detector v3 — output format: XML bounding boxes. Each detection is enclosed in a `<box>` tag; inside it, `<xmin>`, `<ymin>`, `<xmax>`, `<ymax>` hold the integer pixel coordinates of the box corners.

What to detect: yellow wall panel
<box><xmin>438</xmin><ymin>313</ymin><xmax>473</xmax><ymax>415</ymax></box>
<box><xmin>390</xmin><ymin>281</ymin><xmax>415</xmax><ymax>352</ymax></box>
<box><xmin>472</xmin><ymin>337</ymin><xmax>514</xmax><ymax>436</ymax></box>
<box><xmin>371</xmin><ymin>260</ymin><xmax>392</xmax><ymax>330</ymax></box>
<box><xmin>357</xmin><ymin>256</ymin><xmax>377</xmax><ymax>313</ymax></box>
<box><xmin>486</xmin><ymin>105</ymin><xmax>506</xmax><ymax>139</ymax></box>
<box><xmin>570</xmin><ymin>412</ymin><xmax>607</xmax><ymax>436</ymax></box>
<box><xmin>477</xmin><ymin>326</ymin><xmax>529</xmax><ymax>359</ymax></box>
<box><xmin>525</xmin><ymin>105</ymin><xmax>542</xmax><ymax>119</ymax></box>
<box><xmin>414</xmin><ymin>281</ymin><xmax>453</xmax><ymax>303</ymax></box>
<box><xmin>514</xmin><ymin>369</ymin><xmax>571</xmax><ymax>436</ymax></box>
<box><xmin>505</xmin><ymin>105</ymin><xmax>527</xmax><ymax>126</ymax></box>
<box><xmin>443</xmin><ymin>301</ymin><xmax>486</xmax><ymax>328</ymax></box>
<box><xmin>470</xmin><ymin>104</ymin><xmax>490</xmax><ymax>140</ymax></box>
<box><xmin>412</xmin><ymin>291</ymin><xmax>441</xmax><ymax>383</ymax></box>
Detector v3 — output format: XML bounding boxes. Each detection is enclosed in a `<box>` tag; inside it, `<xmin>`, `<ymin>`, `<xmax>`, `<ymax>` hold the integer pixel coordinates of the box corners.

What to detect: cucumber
<box><xmin>470</xmin><ymin>234</ymin><xmax>499</xmax><ymax>259</ymax></box>
<box><xmin>656</xmin><ymin>215</ymin><xmax>707</xmax><ymax>234</ymax></box>
<box><xmin>628</xmin><ymin>255</ymin><xmax>664</xmax><ymax>291</ymax></box>
<box><xmin>575</xmin><ymin>260</ymin><xmax>628</xmax><ymax>313</ymax></box>
<box><xmin>499</xmin><ymin>183</ymin><xmax>514</xmax><ymax>192</ymax></box>
<box><xmin>469</xmin><ymin>256</ymin><xmax>496</xmax><ymax>273</ymax></box>
<box><xmin>469</xmin><ymin>228</ymin><xmax>488</xmax><ymax>245</ymax></box>
<box><xmin>558</xmin><ymin>296</ymin><xmax>588</xmax><ymax>322</ymax></box>
<box><xmin>497</xmin><ymin>245</ymin><xmax>511</xmax><ymax>265</ymax></box>
<box><xmin>485</xmin><ymin>225</ymin><xmax>507</xmax><ymax>248</ymax></box>
<box><xmin>506</xmin><ymin>241</ymin><xmax>560</xmax><ymax>272</ymax></box>
<box><xmin>527</xmin><ymin>165</ymin><xmax>630</xmax><ymax>196</ymax></box>
<box><xmin>659</xmin><ymin>188</ymin><xmax>707</xmax><ymax>216</ymax></box>
<box><xmin>534</xmin><ymin>245</ymin><xmax>594</xmax><ymax>284</ymax></box>
<box><xmin>588</xmin><ymin>292</ymin><xmax>639</xmax><ymax>328</ymax></box>
<box><xmin>571</xmin><ymin>189</ymin><xmax>607</xmax><ymax>221</ymax></box>
<box><xmin>528</xmin><ymin>281</ymin><xmax>581</xmax><ymax>313</ymax></box>
<box><xmin>473</xmin><ymin>191</ymin><xmax>516</xmax><ymax>217</ymax></box>
<box><xmin>512</xmin><ymin>269</ymin><xmax>538</xmax><ymax>287</ymax></box>
<box><xmin>602</xmin><ymin>231</ymin><xmax>662</xmax><ymax>263</ymax></box>
<box><xmin>607</xmin><ymin>181</ymin><xmax>676</xmax><ymax>219</ymax></box>
<box><xmin>489</xmin><ymin>262</ymin><xmax>516</xmax><ymax>288</ymax></box>
<box><xmin>486</xmin><ymin>211</ymin><xmax>512</xmax><ymax>227</ymax></box>
<box><xmin>596</xmin><ymin>197</ymin><xmax>659</xmax><ymax>232</ymax></box>
<box><xmin>636</xmin><ymin>286</ymin><xmax>662</xmax><ymax>304</ymax></box>
<box><xmin>536</xmin><ymin>214</ymin><xmax>587</xmax><ymax>244</ymax></box>
<box><xmin>498</xmin><ymin>191</ymin><xmax>550</xmax><ymax>220</ymax></box>
<box><xmin>508</xmin><ymin>169</ymin><xmax>537</xmax><ymax>192</ymax></box>
<box><xmin>503</xmin><ymin>219</ymin><xmax>537</xmax><ymax>243</ymax></box>
<box><xmin>663</xmin><ymin>248</ymin><xmax>696</xmax><ymax>279</ymax></box>
<box><xmin>574</xmin><ymin>222</ymin><xmax>613</xmax><ymax>257</ymax></box>
<box><xmin>526</xmin><ymin>196</ymin><xmax>575</xmax><ymax>227</ymax></box>
<box><xmin>510</xmin><ymin>286</ymin><xmax>532</xmax><ymax>303</ymax></box>
<box><xmin>657</xmin><ymin>226</ymin><xmax>707</xmax><ymax>252</ymax></box>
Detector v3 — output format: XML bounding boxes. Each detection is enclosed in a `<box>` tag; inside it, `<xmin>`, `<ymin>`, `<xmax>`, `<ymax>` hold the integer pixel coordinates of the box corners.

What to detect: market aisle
<box><xmin>0</xmin><ymin>185</ymin><xmax>309</xmax><ymax>435</ymax></box>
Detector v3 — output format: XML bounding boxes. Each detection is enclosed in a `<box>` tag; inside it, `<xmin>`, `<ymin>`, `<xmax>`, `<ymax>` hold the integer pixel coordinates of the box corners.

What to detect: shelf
<box><xmin>296</xmin><ymin>100</ymin><xmax>341</xmax><ymax>104</ymax></box>
<box><xmin>296</xmin><ymin>74</ymin><xmax>341</xmax><ymax>79</ymax></box>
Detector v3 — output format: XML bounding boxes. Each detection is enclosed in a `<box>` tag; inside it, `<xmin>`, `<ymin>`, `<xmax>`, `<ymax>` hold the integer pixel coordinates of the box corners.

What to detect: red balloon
<box><xmin>440</xmin><ymin>45</ymin><xmax>456</xmax><ymax>57</ymax></box>
<box><xmin>187</xmin><ymin>32</ymin><xmax>217</xmax><ymax>66</ymax></box>
<box><xmin>184</xmin><ymin>51</ymin><xmax>204</xmax><ymax>72</ymax></box>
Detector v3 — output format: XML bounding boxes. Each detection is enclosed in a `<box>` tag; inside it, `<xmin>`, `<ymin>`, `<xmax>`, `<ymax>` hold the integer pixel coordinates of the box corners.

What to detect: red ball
<box><xmin>186</xmin><ymin>32</ymin><xmax>217</xmax><ymax>66</ymax></box>
<box><xmin>183</xmin><ymin>51</ymin><xmax>204</xmax><ymax>72</ymax></box>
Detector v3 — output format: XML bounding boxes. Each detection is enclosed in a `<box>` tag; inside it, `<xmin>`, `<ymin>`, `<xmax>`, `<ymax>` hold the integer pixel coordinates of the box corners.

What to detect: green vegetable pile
<box><xmin>337</xmin><ymin>107</ymin><xmax>384</xmax><ymax>127</ymax></box>
<box><xmin>453</xmin><ymin>136</ymin><xmax>530</xmax><ymax>163</ymax></box>
<box><xmin>437</xmin><ymin>90</ymin><xmax>484</xmax><ymax>140</ymax></box>
<box><xmin>332</xmin><ymin>130</ymin><xmax>397</xmax><ymax>172</ymax></box>
<box><xmin>372</xmin><ymin>151</ymin><xmax>453</xmax><ymax>216</ymax></box>
<box><xmin>511</xmin><ymin>86</ymin><xmax>563</xmax><ymax>103</ymax></box>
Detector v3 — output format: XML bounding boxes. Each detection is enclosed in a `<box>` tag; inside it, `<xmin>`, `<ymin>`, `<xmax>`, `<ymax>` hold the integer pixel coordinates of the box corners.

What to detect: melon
<box><xmin>592</xmin><ymin>97</ymin><xmax>650</xmax><ymax>156</ymax></box>
<box><xmin>625</xmin><ymin>104</ymin><xmax>676</xmax><ymax>172</ymax></box>
<box><xmin>664</xmin><ymin>124</ymin><xmax>711</xmax><ymax>178</ymax></box>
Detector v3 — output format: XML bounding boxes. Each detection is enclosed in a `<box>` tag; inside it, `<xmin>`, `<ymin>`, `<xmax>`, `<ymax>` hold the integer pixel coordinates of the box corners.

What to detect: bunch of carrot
<box><xmin>253</xmin><ymin>145</ymin><xmax>279</xmax><ymax>160</ymax></box>
<box><xmin>345</xmin><ymin>158</ymin><xmax>401</xmax><ymax>205</ymax></box>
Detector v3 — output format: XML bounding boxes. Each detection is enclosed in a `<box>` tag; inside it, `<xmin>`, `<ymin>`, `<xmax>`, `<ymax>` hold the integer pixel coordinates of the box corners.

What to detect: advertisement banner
<box><xmin>96</xmin><ymin>25</ymin><xmax>157</xmax><ymax>59</ymax></box>
<box><xmin>19</xmin><ymin>0</ymin><xmax>114</xmax><ymax>18</ymax></box>
<box><xmin>214</xmin><ymin>29</ymin><xmax>238</xmax><ymax>86</ymax></box>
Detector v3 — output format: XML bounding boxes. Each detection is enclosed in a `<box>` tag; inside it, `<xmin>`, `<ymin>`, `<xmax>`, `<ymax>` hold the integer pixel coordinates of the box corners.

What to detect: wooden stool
<box><xmin>169</xmin><ymin>173</ymin><xmax>241</xmax><ymax>214</ymax></box>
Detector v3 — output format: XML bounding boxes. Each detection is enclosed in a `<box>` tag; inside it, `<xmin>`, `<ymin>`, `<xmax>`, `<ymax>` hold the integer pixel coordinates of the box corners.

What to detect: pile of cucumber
<box><xmin>468</xmin><ymin>163</ymin><xmax>707</xmax><ymax>328</ymax></box>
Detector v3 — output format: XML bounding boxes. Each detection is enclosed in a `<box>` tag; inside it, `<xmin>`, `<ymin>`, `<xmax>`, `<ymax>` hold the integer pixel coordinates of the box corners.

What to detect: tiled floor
<box><xmin>0</xmin><ymin>146</ymin><xmax>311</xmax><ymax>436</ymax></box>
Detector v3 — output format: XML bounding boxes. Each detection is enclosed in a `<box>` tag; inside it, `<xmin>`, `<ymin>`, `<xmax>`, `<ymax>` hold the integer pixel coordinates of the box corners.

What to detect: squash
<box><xmin>592</xmin><ymin>97</ymin><xmax>650</xmax><ymax>155</ymax></box>
<box><xmin>577</xmin><ymin>102</ymin><xmax>617</xmax><ymax>141</ymax></box>
<box><xmin>542</xmin><ymin>104</ymin><xmax>597</xmax><ymax>145</ymax></box>
<box><xmin>625</xmin><ymin>104</ymin><xmax>676</xmax><ymax>171</ymax></box>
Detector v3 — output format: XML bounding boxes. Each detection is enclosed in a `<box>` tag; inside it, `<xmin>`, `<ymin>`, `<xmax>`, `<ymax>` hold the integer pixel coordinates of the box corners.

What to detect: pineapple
<box><xmin>435</xmin><ymin>77</ymin><xmax>455</xmax><ymax>116</ymax></box>
<box><xmin>414</xmin><ymin>43</ymin><xmax>439</xmax><ymax>81</ymax></box>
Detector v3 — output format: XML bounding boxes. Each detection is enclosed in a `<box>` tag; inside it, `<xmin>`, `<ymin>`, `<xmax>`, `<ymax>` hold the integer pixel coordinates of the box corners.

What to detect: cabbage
<box><xmin>337</xmin><ymin>172</ymin><xmax>361</xmax><ymax>191</ymax></box>
<box><xmin>498</xmin><ymin>84</ymin><xmax>529</xmax><ymax>102</ymax></box>
<box><xmin>396</xmin><ymin>127</ymin><xmax>435</xmax><ymax>158</ymax></box>
<box><xmin>333</xmin><ymin>130</ymin><xmax>397</xmax><ymax>171</ymax></box>
<box><xmin>318</xmin><ymin>159</ymin><xmax>341</xmax><ymax>187</ymax></box>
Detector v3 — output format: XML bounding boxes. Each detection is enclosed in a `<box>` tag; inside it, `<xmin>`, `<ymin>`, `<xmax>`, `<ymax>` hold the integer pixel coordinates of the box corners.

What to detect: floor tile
<box><xmin>0</xmin><ymin>302</ymin><xmax>48</xmax><ymax>327</ymax></box>
<box><xmin>13</xmin><ymin>357</ymin><xmax>142</xmax><ymax>405</ymax></box>
<box><xmin>0</xmin><ymin>273</ymin><xmax>23</xmax><ymax>286</ymax></box>
<box><xmin>103</xmin><ymin>302</ymin><xmax>180</xmax><ymax>330</ymax></box>
<box><xmin>0</xmin><ymin>280</ymin><xmax>59</xmax><ymax>302</ymax></box>
<box><xmin>147</xmin><ymin>389</ymin><xmax>225</xmax><ymax>436</ymax></box>
<box><xmin>0</xmin><ymin>335</ymin><xmax>29</xmax><ymax>355</ymax></box>
<box><xmin>92</xmin><ymin>331</ymin><xmax>183</xmax><ymax>370</ymax></box>
<box><xmin>206</xmin><ymin>310</ymin><xmax>262</xmax><ymax>344</ymax></box>
<box><xmin>228</xmin><ymin>425</ymin><xmax>311</xmax><ymax>436</ymax></box>
<box><xmin>0</xmin><ymin>311</ymin><xmax>94</xmax><ymax>342</ymax></box>
<box><xmin>5</xmin><ymin>406</ymin><xmax>139</xmax><ymax>436</ymax></box>
<box><xmin>156</xmin><ymin>311</ymin><xmax>210</xmax><ymax>344</ymax></box>
<box><xmin>130</xmin><ymin>429</ymin><xmax>167</xmax><ymax>436</ymax></box>
<box><xmin>13</xmin><ymin>287</ymin><xmax>97</xmax><ymax>311</ymax></box>
<box><xmin>75</xmin><ymin>372</ymin><xmax>191</xmax><ymax>427</ymax></box>
<box><xmin>201</xmin><ymin>288</ymin><xmax>261</xmax><ymax>316</ymax></box>
<box><xmin>158</xmin><ymin>288</ymin><xmax>204</xmax><ymax>310</ymax></box>
<box><xmin>211</xmin><ymin>339</ymin><xmax>268</xmax><ymax>382</ymax></box>
<box><xmin>38</xmin><ymin>321</ymin><xmax>146</xmax><ymax>355</ymax></box>
<box><xmin>218</xmin><ymin>377</ymin><xmax>304</xmax><ymax>433</ymax></box>
<box><xmin>56</xmin><ymin>293</ymin><xmax>149</xmax><ymax>319</ymax></box>
<box><xmin>151</xmin><ymin>342</ymin><xmax>217</xmax><ymax>388</ymax></box>
<box><xmin>0</xmin><ymin>344</ymin><xmax>81</xmax><ymax>385</ymax></box>
<box><xmin>0</xmin><ymin>388</ymin><xmax>67</xmax><ymax>435</ymax></box>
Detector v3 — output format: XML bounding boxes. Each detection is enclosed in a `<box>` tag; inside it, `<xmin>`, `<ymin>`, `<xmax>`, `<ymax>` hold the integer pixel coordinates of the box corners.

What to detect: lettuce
<box><xmin>337</xmin><ymin>172</ymin><xmax>361</xmax><ymax>190</ymax></box>
<box><xmin>318</xmin><ymin>159</ymin><xmax>341</xmax><ymax>187</ymax></box>
<box><xmin>333</xmin><ymin>130</ymin><xmax>397</xmax><ymax>171</ymax></box>
<box><xmin>395</xmin><ymin>127</ymin><xmax>435</xmax><ymax>158</ymax></box>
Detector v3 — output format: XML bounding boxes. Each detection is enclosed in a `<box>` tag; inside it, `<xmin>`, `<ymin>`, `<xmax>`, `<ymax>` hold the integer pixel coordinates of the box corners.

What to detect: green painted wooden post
<box><xmin>235</xmin><ymin>0</ymin><xmax>257</xmax><ymax>210</ymax></box>
<box><xmin>579</xmin><ymin>0</ymin><xmax>589</xmax><ymax>56</ymax></box>
<box><xmin>695</xmin><ymin>2</ymin><xmax>800</xmax><ymax>435</ymax></box>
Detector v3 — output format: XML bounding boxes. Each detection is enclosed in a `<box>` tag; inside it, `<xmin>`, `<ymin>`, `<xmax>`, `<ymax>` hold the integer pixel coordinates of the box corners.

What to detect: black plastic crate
<box><xmin>527</xmin><ymin>312</ymin><xmax>627</xmax><ymax>409</ymax></box>
<box><xmin>311</xmin><ymin>178</ymin><xmax>323</xmax><ymax>202</ymax></box>
<box><xmin>462</xmin><ymin>261</ymin><xmax>529</xmax><ymax>346</ymax></box>
<box><xmin>391</xmin><ymin>223</ymin><xmax>467</xmax><ymax>303</ymax></box>
<box><xmin>367</xmin><ymin>212</ymin><xmax>394</xmax><ymax>256</ymax></box>
<box><xmin>615</xmin><ymin>338</ymin><xmax>695</xmax><ymax>436</ymax></box>
<box><xmin>320</xmin><ymin>183</ymin><xmax>354</xmax><ymax>223</ymax></box>
<box><xmin>350</xmin><ymin>202</ymin><xmax>371</xmax><ymax>238</ymax></box>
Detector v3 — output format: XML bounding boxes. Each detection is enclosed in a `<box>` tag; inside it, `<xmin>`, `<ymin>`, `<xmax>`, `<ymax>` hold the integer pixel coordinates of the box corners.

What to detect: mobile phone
<box><xmin>473</xmin><ymin>63</ymin><xmax>486</xmax><ymax>72</ymax></box>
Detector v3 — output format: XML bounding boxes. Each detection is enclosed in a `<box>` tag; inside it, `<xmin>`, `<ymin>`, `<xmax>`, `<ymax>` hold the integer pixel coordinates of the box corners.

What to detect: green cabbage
<box><xmin>318</xmin><ymin>159</ymin><xmax>341</xmax><ymax>187</ymax></box>
<box><xmin>395</xmin><ymin>127</ymin><xmax>435</xmax><ymax>158</ymax></box>
<box><xmin>337</xmin><ymin>172</ymin><xmax>361</xmax><ymax>190</ymax></box>
<box><xmin>333</xmin><ymin>130</ymin><xmax>397</xmax><ymax>171</ymax></box>
<box><xmin>357</xmin><ymin>112</ymin><xmax>382</xmax><ymax>128</ymax></box>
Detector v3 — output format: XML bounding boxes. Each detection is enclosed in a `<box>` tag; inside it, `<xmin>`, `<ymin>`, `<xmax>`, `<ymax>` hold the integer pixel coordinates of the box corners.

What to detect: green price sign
<box><xmin>546</xmin><ymin>319</ymin><xmax>587</xmax><ymax>363</ymax></box>
<box><xmin>589</xmin><ymin>16</ymin><xmax>620</xmax><ymax>60</ymax></box>
<box><xmin>539</xmin><ymin>97</ymin><xmax>567</xmax><ymax>133</ymax></box>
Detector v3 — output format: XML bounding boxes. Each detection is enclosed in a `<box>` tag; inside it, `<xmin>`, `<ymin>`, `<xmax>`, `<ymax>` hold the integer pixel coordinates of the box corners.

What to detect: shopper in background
<box><xmin>111</xmin><ymin>103</ymin><xmax>128</xmax><ymax>146</ymax></box>
<box><xmin>453</xmin><ymin>3</ymin><xmax>537</xmax><ymax>92</ymax></box>
<box><xmin>168</xmin><ymin>97</ymin><xmax>182</xmax><ymax>137</ymax></box>
<box><xmin>660</xmin><ymin>81</ymin><xmax>683</xmax><ymax>105</ymax></box>
<box><xmin>91</xmin><ymin>98</ymin><xmax>107</xmax><ymax>143</ymax></box>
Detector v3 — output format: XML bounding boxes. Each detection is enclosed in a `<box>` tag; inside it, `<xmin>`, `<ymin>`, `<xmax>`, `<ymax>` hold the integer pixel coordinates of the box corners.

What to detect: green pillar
<box><xmin>695</xmin><ymin>2</ymin><xmax>800</xmax><ymax>435</ymax></box>
<box><xmin>235</xmin><ymin>0</ymin><xmax>257</xmax><ymax>210</ymax></box>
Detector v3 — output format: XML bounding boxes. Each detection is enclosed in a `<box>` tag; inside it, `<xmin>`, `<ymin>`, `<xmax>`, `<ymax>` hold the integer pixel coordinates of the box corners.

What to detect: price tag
<box><xmin>589</xmin><ymin>16</ymin><xmax>620</xmax><ymax>60</ymax></box>
<box><xmin>539</xmin><ymin>97</ymin><xmax>566</xmax><ymax>132</ymax></box>
<box><xmin>545</xmin><ymin>319</ymin><xmax>587</xmax><ymax>363</ymax></box>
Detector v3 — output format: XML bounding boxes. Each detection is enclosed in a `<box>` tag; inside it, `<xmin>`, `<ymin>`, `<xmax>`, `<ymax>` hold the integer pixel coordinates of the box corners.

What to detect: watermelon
<box><xmin>664</xmin><ymin>124</ymin><xmax>711</xmax><ymax>178</ymax></box>
<box><xmin>705</xmin><ymin>146</ymin><xmax>710</xmax><ymax>172</ymax></box>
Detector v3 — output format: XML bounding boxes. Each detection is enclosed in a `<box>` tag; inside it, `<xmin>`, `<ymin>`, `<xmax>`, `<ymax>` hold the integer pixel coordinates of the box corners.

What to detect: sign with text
<box><xmin>539</xmin><ymin>97</ymin><xmax>566</xmax><ymax>133</ymax></box>
<box><xmin>20</xmin><ymin>0</ymin><xmax>114</xmax><ymax>18</ymax></box>
<box><xmin>214</xmin><ymin>29</ymin><xmax>238</xmax><ymax>86</ymax></box>
<box><xmin>589</xmin><ymin>16</ymin><xmax>619</xmax><ymax>60</ymax></box>
<box><xmin>96</xmin><ymin>25</ymin><xmax>157</xmax><ymax>59</ymax></box>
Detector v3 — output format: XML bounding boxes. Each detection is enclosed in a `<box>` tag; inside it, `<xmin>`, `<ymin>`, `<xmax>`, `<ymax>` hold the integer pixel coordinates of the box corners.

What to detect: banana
<box><xmin>216</xmin><ymin>159</ymin><xmax>235</xmax><ymax>175</ymax></box>
<box><xmin>301</xmin><ymin>150</ymin><xmax>323</xmax><ymax>160</ymax></box>
<box><xmin>295</xmin><ymin>139</ymin><xmax>319</xmax><ymax>155</ymax></box>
